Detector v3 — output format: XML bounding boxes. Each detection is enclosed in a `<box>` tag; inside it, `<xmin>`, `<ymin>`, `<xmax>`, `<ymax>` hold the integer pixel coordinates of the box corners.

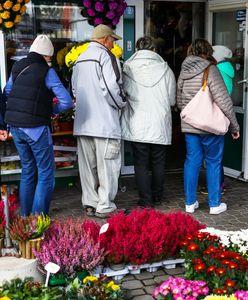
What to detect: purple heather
<box><xmin>95</xmin><ymin>2</ymin><xmax>104</xmax><ymax>12</ymax></box>
<box><xmin>106</xmin><ymin>10</ymin><xmax>115</xmax><ymax>19</ymax></box>
<box><xmin>87</xmin><ymin>8</ymin><xmax>96</xmax><ymax>17</ymax></box>
<box><xmin>83</xmin><ymin>0</ymin><xmax>91</xmax><ymax>8</ymax></box>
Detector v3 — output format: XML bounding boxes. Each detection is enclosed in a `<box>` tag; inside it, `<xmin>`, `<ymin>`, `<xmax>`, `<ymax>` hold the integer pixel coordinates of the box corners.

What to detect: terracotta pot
<box><xmin>18</xmin><ymin>237</ymin><xmax>43</xmax><ymax>259</ymax></box>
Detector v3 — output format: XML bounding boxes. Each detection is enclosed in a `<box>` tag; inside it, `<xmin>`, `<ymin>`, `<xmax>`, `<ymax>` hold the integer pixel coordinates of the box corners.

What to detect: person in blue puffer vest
<box><xmin>213</xmin><ymin>45</ymin><xmax>235</xmax><ymax>193</ymax></box>
<box><xmin>2</xmin><ymin>35</ymin><xmax>73</xmax><ymax>216</ymax></box>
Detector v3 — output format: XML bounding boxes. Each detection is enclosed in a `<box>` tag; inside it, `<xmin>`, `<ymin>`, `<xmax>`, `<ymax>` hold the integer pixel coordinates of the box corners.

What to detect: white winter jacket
<box><xmin>72</xmin><ymin>42</ymin><xmax>126</xmax><ymax>139</ymax></box>
<box><xmin>121</xmin><ymin>50</ymin><xmax>176</xmax><ymax>145</ymax></box>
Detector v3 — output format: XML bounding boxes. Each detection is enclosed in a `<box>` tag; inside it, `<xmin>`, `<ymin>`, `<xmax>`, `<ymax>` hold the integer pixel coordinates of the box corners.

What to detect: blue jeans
<box><xmin>184</xmin><ymin>133</ymin><xmax>224</xmax><ymax>208</ymax></box>
<box><xmin>10</xmin><ymin>127</ymin><xmax>54</xmax><ymax>216</ymax></box>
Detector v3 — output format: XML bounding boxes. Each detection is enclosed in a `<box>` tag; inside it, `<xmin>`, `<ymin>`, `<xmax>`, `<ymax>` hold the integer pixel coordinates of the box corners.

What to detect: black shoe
<box><xmin>153</xmin><ymin>197</ymin><xmax>162</xmax><ymax>205</ymax></box>
<box><xmin>137</xmin><ymin>200</ymin><xmax>154</xmax><ymax>208</ymax></box>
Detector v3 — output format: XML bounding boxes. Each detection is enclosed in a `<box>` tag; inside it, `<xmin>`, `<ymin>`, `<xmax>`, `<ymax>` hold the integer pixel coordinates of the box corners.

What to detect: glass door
<box><xmin>211</xmin><ymin>8</ymin><xmax>247</xmax><ymax>179</ymax></box>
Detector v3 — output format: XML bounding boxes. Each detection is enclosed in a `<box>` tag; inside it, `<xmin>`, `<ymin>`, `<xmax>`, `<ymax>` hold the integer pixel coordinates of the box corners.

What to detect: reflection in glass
<box><xmin>213</xmin><ymin>11</ymin><xmax>244</xmax><ymax>107</ymax></box>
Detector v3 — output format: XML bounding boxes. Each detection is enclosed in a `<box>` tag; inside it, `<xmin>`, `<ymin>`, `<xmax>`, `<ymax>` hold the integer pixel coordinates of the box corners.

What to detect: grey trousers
<box><xmin>77</xmin><ymin>136</ymin><xmax>121</xmax><ymax>213</ymax></box>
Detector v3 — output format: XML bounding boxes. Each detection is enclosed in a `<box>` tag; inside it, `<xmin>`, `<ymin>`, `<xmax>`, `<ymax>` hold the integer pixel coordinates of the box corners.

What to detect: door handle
<box><xmin>238</xmin><ymin>78</ymin><xmax>248</xmax><ymax>84</ymax></box>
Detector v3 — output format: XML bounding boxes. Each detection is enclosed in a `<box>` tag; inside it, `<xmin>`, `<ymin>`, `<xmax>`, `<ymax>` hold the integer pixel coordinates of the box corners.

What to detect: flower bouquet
<box><xmin>180</xmin><ymin>231</ymin><xmax>248</xmax><ymax>294</ymax></box>
<box><xmin>34</xmin><ymin>218</ymin><xmax>105</xmax><ymax>278</ymax></box>
<box><xmin>65</xmin><ymin>41</ymin><xmax>123</xmax><ymax>69</ymax></box>
<box><xmin>81</xmin><ymin>0</ymin><xmax>127</xmax><ymax>28</ymax></box>
<box><xmin>153</xmin><ymin>277</ymin><xmax>209</xmax><ymax>299</ymax></box>
<box><xmin>0</xmin><ymin>0</ymin><xmax>29</xmax><ymax>32</ymax></box>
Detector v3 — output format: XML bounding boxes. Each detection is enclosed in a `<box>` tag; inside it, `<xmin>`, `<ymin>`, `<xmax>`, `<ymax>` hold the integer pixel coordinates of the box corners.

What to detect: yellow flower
<box><xmin>12</xmin><ymin>3</ymin><xmax>21</xmax><ymax>11</ymax></box>
<box><xmin>4</xmin><ymin>21</ymin><xmax>14</xmax><ymax>28</ymax></box>
<box><xmin>106</xmin><ymin>281</ymin><xmax>115</xmax><ymax>288</ymax></box>
<box><xmin>0</xmin><ymin>17</ymin><xmax>2</xmax><ymax>24</ymax></box>
<box><xmin>111</xmin><ymin>43</ymin><xmax>123</xmax><ymax>59</ymax></box>
<box><xmin>1</xmin><ymin>11</ymin><xmax>10</xmax><ymax>19</ymax></box>
<box><xmin>57</xmin><ymin>46</ymin><xmax>71</xmax><ymax>66</ymax></box>
<box><xmin>17</xmin><ymin>0</ymin><xmax>23</xmax><ymax>3</ymax></box>
<box><xmin>204</xmin><ymin>296</ymin><xmax>237</xmax><ymax>300</ymax></box>
<box><xmin>83</xmin><ymin>276</ymin><xmax>98</xmax><ymax>284</ymax></box>
<box><xmin>20</xmin><ymin>5</ymin><xmax>26</xmax><ymax>14</ymax></box>
<box><xmin>111</xmin><ymin>284</ymin><xmax>120</xmax><ymax>291</ymax></box>
<box><xmin>0</xmin><ymin>4</ymin><xmax>2</xmax><ymax>10</ymax></box>
<box><xmin>0</xmin><ymin>296</ymin><xmax>12</xmax><ymax>300</ymax></box>
<box><xmin>3</xmin><ymin>1</ymin><xmax>13</xmax><ymax>10</ymax></box>
<box><xmin>25</xmin><ymin>0</ymin><xmax>30</xmax><ymax>3</ymax></box>
<box><xmin>14</xmin><ymin>14</ymin><xmax>22</xmax><ymax>23</ymax></box>
<box><xmin>65</xmin><ymin>43</ymin><xmax>89</xmax><ymax>67</ymax></box>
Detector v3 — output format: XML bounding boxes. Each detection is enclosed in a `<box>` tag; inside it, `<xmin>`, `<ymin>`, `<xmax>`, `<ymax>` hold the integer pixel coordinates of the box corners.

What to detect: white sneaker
<box><xmin>185</xmin><ymin>201</ymin><xmax>199</xmax><ymax>213</ymax></box>
<box><xmin>209</xmin><ymin>203</ymin><xmax>227</xmax><ymax>215</ymax></box>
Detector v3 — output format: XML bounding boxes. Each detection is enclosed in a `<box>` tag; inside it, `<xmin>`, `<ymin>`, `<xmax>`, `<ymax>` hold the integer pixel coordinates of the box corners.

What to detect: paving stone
<box><xmin>121</xmin><ymin>274</ymin><xmax>136</xmax><ymax>282</ymax></box>
<box><xmin>143</xmin><ymin>279</ymin><xmax>155</xmax><ymax>286</ymax></box>
<box><xmin>144</xmin><ymin>285</ymin><xmax>156</xmax><ymax>294</ymax></box>
<box><xmin>164</xmin><ymin>266</ymin><xmax>185</xmax><ymax>275</ymax></box>
<box><xmin>128</xmin><ymin>289</ymin><xmax>146</xmax><ymax>297</ymax></box>
<box><xmin>122</xmin><ymin>280</ymin><xmax>144</xmax><ymax>290</ymax></box>
<box><xmin>135</xmin><ymin>271</ymin><xmax>154</xmax><ymax>280</ymax></box>
<box><xmin>154</xmin><ymin>274</ymin><xmax>170</xmax><ymax>284</ymax></box>
<box><xmin>133</xmin><ymin>295</ymin><xmax>154</xmax><ymax>300</ymax></box>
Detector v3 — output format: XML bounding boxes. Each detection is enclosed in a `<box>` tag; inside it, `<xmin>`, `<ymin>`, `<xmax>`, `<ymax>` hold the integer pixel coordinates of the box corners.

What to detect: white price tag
<box><xmin>99</xmin><ymin>223</ymin><xmax>109</xmax><ymax>235</ymax></box>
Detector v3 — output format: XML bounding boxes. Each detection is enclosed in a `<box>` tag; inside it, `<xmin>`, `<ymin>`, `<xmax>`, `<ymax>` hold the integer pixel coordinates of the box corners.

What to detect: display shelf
<box><xmin>1</xmin><ymin>131</ymin><xmax>78</xmax><ymax>182</ymax></box>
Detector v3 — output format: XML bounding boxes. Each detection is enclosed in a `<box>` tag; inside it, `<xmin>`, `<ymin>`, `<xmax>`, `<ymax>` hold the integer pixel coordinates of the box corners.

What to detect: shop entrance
<box><xmin>121</xmin><ymin>0</ymin><xmax>206</xmax><ymax>174</ymax></box>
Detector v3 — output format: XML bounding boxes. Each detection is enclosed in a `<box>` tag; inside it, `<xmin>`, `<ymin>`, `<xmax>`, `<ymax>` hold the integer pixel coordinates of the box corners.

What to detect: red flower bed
<box><xmin>180</xmin><ymin>231</ymin><xmax>248</xmax><ymax>294</ymax></box>
<box><xmin>100</xmin><ymin>209</ymin><xmax>205</xmax><ymax>265</ymax></box>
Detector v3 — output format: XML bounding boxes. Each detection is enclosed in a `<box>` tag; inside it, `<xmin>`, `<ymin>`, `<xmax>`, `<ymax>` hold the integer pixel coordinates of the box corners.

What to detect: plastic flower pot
<box><xmin>48</xmin><ymin>274</ymin><xmax>67</xmax><ymax>286</ymax></box>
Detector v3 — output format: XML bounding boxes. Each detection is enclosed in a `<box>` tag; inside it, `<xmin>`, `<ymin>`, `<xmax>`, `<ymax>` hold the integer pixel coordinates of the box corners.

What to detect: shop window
<box><xmin>5</xmin><ymin>1</ymin><xmax>93</xmax><ymax>77</ymax></box>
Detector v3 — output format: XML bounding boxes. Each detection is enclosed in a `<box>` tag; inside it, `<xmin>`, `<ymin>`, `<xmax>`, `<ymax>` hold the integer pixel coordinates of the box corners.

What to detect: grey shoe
<box><xmin>95</xmin><ymin>208</ymin><xmax>126</xmax><ymax>219</ymax></box>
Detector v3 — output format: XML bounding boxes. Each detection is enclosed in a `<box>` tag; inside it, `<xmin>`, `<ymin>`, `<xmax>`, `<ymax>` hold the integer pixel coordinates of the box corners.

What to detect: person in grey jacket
<box><xmin>121</xmin><ymin>36</ymin><xmax>176</xmax><ymax>207</ymax></box>
<box><xmin>71</xmin><ymin>24</ymin><xmax>126</xmax><ymax>218</ymax></box>
<box><xmin>177</xmin><ymin>39</ymin><xmax>240</xmax><ymax>215</ymax></box>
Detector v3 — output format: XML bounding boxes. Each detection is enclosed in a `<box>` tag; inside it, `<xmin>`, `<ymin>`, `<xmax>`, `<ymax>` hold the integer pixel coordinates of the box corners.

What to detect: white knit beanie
<box><xmin>212</xmin><ymin>45</ymin><xmax>232</xmax><ymax>63</ymax></box>
<box><xmin>29</xmin><ymin>35</ymin><xmax>54</xmax><ymax>56</ymax></box>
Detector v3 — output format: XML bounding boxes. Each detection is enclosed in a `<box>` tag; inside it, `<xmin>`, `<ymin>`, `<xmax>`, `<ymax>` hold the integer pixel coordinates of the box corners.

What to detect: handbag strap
<box><xmin>202</xmin><ymin>64</ymin><xmax>211</xmax><ymax>91</ymax></box>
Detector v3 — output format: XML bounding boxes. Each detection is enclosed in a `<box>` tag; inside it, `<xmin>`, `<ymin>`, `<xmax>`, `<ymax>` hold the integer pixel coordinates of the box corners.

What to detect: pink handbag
<box><xmin>180</xmin><ymin>66</ymin><xmax>230</xmax><ymax>135</ymax></box>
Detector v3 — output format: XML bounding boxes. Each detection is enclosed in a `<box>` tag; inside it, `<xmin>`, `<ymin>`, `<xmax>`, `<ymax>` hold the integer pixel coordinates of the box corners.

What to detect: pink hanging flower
<box><xmin>106</xmin><ymin>10</ymin><xmax>115</xmax><ymax>19</ymax></box>
<box><xmin>87</xmin><ymin>8</ymin><xmax>95</xmax><ymax>16</ymax></box>
<box><xmin>109</xmin><ymin>2</ymin><xmax>118</xmax><ymax>10</ymax></box>
<box><xmin>83</xmin><ymin>0</ymin><xmax>91</xmax><ymax>8</ymax></box>
<box><xmin>94</xmin><ymin>17</ymin><xmax>103</xmax><ymax>25</ymax></box>
<box><xmin>95</xmin><ymin>2</ymin><xmax>104</xmax><ymax>12</ymax></box>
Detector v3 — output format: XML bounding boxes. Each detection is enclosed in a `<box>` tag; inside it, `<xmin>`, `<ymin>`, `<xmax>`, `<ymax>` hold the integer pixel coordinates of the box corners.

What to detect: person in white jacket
<box><xmin>72</xmin><ymin>25</ymin><xmax>126</xmax><ymax>218</ymax></box>
<box><xmin>121</xmin><ymin>36</ymin><xmax>176</xmax><ymax>207</ymax></box>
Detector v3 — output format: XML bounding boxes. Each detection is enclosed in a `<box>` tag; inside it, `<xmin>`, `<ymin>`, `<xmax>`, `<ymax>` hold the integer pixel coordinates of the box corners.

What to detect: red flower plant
<box><xmin>99</xmin><ymin>209</ymin><xmax>205</xmax><ymax>265</ymax></box>
<box><xmin>180</xmin><ymin>231</ymin><xmax>248</xmax><ymax>294</ymax></box>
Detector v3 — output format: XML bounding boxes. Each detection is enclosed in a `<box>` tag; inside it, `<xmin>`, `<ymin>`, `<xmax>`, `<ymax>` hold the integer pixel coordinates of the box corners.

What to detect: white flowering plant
<box><xmin>200</xmin><ymin>228</ymin><xmax>248</xmax><ymax>259</ymax></box>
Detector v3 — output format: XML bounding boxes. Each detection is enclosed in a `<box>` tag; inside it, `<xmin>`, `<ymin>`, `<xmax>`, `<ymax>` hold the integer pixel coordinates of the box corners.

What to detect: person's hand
<box><xmin>231</xmin><ymin>131</ymin><xmax>240</xmax><ymax>140</ymax></box>
<box><xmin>0</xmin><ymin>130</ymin><xmax>8</xmax><ymax>141</ymax></box>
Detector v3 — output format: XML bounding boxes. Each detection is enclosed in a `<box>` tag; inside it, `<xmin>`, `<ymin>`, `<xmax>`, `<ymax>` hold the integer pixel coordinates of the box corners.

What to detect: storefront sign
<box><xmin>236</xmin><ymin>10</ymin><xmax>246</xmax><ymax>22</ymax></box>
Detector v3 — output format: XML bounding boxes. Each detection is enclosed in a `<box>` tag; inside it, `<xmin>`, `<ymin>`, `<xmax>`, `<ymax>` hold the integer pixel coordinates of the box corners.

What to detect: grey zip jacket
<box><xmin>177</xmin><ymin>55</ymin><xmax>239</xmax><ymax>134</ymax></box>
<box><xmin>72</xmin><ymin>42</ymin><xmax>126</xmax><ymax>139</ymax></box>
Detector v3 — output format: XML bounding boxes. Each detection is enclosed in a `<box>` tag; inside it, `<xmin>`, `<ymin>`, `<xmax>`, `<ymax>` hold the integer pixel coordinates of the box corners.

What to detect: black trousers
<box><xmin>131</xmin><ymin>142</ymin><xmax>166</xmax><ymax>204</ymax></box>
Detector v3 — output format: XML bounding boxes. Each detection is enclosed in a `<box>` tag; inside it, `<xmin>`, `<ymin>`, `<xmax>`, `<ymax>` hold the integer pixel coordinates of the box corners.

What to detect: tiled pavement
<box><xmin>50</xmin><ymin>171</ymin><xmax>248</xmax><ymax>299</ymax></box>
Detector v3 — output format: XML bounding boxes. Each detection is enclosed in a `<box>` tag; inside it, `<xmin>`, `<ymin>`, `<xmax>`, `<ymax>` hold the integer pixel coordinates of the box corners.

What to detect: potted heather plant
<box><xmin>180</xmin><ymin>231</ymin><xmax>248</xmax><ymax>294</ymax></box>
<box><xmin>10</xmin><ymin>213</ymin><xmax>51</xmax><ymax>259</ymax></box>
<box><xmin>99</xmin><ymin>209</ymin><xmax>205</xmax><ymax>265</ymax></box>
<box><xmin>34</xmin><ymin>218</ymin><xmax>105</xmax><ymax>285</ymax></box>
